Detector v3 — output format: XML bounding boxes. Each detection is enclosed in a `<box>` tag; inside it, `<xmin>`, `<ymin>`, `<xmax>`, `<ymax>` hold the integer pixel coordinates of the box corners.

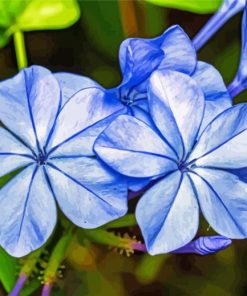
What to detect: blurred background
<box><xmin>0</xmin><ymin>0</ymin><xmax>247</xmax><ymax>295</ymax></box>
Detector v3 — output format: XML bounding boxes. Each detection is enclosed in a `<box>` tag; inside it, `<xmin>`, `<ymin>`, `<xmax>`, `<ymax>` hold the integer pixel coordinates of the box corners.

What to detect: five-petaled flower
<box><xmin>56</xmin><ymin>26</ymin><xmax>232</xmax><ymax>193</ymax></box>
<box><xmin>95</xmin><ymin>69</ymin><xmax>247</xmax><ymax>255</ymax></box>
<box><xmin>0</xmin><ymin>66</ymin><xmax>128</xmax><ymax>257</ymax></box>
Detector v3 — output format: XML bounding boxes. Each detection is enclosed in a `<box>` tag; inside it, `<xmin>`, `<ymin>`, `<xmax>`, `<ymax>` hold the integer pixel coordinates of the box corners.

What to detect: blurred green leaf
<box><xmin>0</xmin><ymin>247</ymin><xmax>17</xmax><ymax>292</ymax></box>
<box><xmin>135</xmin><ymin>253</ymin><xmax>169</xmax><ymax>284</ymax></box>
<box><xmin>104</xmin><ymin>214</ymin><xmax>137</xmax><ymax>228</ymax></box>
<box><xmin>0</xmin><ymin>168</ymin><xmax>23</xmax><ymax>189</ymax></box>
<box><xmin>17</xmin><ymin>0</ymin><xmax>80</xmax><ymax>31</ymax></box>
<box><xmin>144</xmin><ymin>0</ymin><xmax>222</xmax><ymax>13</ymax></box>
<box><xmin>19</xmin><ymin>279</ymin><xmax>40</xmax><ymax>296</ymax></box>
<box><xmin>0</xmin><ymin>0</ymin><xmax>80</xmax><ymax>48</ymax></box>
<box><xmin>79</xmin><ymin>0</ymin><xmax>124</xmax><ymax>58</ymax></box>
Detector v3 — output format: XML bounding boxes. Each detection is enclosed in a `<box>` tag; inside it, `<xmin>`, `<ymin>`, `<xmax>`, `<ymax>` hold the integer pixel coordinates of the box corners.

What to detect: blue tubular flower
<box><xmin>117</xmin><ymin>25</ymin><xmax>197</xmax><ymax>107</ymax></box>
<box><xmin>173</xmin><ymin>236</ymin><xmax>232</xmax><ymax>255</ymax></box>
<box><xmin>193</xmin><ymin>0</ymin><xmax>246</xmax><ymax>50</ymax></box>
<box><xmin>228</xmin><ymin>3</ymin><xmax>247</xmax><ymax>98</ymax></box>
<box><xmin>95</xmin><ymin>69</ymin><xmax>247</xmax><ymax>255</ymax></box>
<box><xmin>0</xmin><ymin>66</ymin><xmax>128</xmax><ymax>257</ymax></box>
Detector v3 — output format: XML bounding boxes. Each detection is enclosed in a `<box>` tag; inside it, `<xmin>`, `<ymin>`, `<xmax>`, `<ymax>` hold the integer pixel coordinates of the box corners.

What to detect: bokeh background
<box><xmin>0</xmin><ymin>1</ymin><xmax>247</xmax><ymax>295</ymax></box>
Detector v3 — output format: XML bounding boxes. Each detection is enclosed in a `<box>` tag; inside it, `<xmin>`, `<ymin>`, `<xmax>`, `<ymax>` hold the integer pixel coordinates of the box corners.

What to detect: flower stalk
<box><xmin>41</xmin><ymin>230</ymin><xmax>74</xmax><ymax>295</ymax></box>
<box><xmin>13</xmin><ymin>30</ymin><xmax>28</xmax><ymax>70</ymax></box>
<box><xmin>9</xmin><ymin>273</ymin><xmax>28</xmax><ymax>296</ymax></box>
<box><xmin>193</xmin><ymin>0</ymin><xmax>245</xmax><ymax>50</ymax></box>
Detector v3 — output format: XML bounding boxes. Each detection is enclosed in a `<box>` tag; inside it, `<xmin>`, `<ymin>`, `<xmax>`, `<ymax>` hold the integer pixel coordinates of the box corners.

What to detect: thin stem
<box><xmin>13</xmin><ymin>30</ymin><xmax>28</xmax><ymax>70</ymax></box>
<box><xmin>193</xmin><ymin>1</ymin><xmax>244</xmax><ymax>50</ymax></box>
<box><xmin>9</xmin><ymin>273</ymin><xmax>27</xmax><ymax>296</ymax></box>
<box><xmin>41</xmin><ymin>283</ymin><xmax>53</xmax><ymax>296</ymax></box>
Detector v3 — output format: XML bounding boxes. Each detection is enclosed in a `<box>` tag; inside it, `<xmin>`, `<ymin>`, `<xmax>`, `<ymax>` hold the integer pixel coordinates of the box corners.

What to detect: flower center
<box><xmin>36</xmin><ymin>151</ymin><xmax>47</xmax><ymax>166</ymax></box>
<box><xmin>178</xmin><ymin>161</ymin><xmax>189</xmax><ymax>173</ymax></box>
<box><xmin>119</xmin><ymin>87</ymin><xmax>135</xmax><ymax>106</ymax></box>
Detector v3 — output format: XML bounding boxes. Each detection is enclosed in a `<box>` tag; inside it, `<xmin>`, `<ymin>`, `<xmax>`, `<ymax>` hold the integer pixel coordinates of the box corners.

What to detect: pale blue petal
<box><xmin>127</xmin><ymin>177</ymin><xmax>151</xmax><ymax>192</ymax></box>
<box><xmin>94</xmin><ymin>115</ymin><xmax>178</xmax><ymax>178</ymax></box>
<box><xmin>0</xmin><ymin>66</ymin><xmax>61</xmax><ymax>152</ymax></box>
<box><xmin>136</xmin><ymin>171</ymin><xmax>199</xmax><ymax>255</ymax></box>
<box><xmin>0</xmin><ymin>128</ymin><xmax>34</xmax><ymax>177</ymax></box>
<box><xmin>49</xmin><ymin>108</ymin><xmax>125</xmax><ymax>158</ymax></box>
<box><xmin>192</xmin><ymin>61</ymin><xmax>232</xmax><ymax>135</ymax></box>
<box><xmin>148</xmin><ymin>70</ymin><xmax>205</xmax><ymax>160</ymax></box>
<box><xmin>46</xmin><ymin>87</ymin><xmax>123</xmax><ymax>154</ymax></box>
<box><xmin>54</xmin><ymin>72</ymin><xmax>101</xmax><ymax>106</ymax></box>
<box><xmin>122</xmin><ymin>38</ymin><xmax>164</xmax><ymax>86</ymax></box>
<box><xmin>131</xmin><ymin>105</ymin><xmax>156</xmax><ymax>129</ymax></box>
<box><xmin>0</xmin><ymin>165</ymin><xmax>57</xmax><ymax>257</ymax></box>
<box><xmin>190</xmin><ymin>168</ymin><xmax>247</xmax><ymax>239</ymax></box>
<box><xmin>119</xmin><ymin>25</ymin><xmax>196</xmax><ymax>76</ymax></box>
<box><xmin>188</xmin><ymin>104</ymin><xmax>247</xmax><ymax>168</ymax></box>
<box><xmin>159</xmin><ymin>25</ymin><xmax>196</xmax><ymax>74</ymax></box>
<box><xmin>46</xmin><ymin>158</ymin><xmax>127</xmax><ymax>228</ymax></box>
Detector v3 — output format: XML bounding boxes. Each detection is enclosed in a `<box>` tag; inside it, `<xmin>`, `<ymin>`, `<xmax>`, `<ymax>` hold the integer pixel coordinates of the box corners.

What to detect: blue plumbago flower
<box><xmin>117</xmin><ymin>25</ymin><xmax>196</xmax><ymax>107</ymax></box>
<box><xmin>55</xmin><ymin>27</ymin><xmax>231</xmax><ymax>194</ymax></box>
<box><xmin>95</xmin><ymin>69</ymin><xmax>247</xmax><ymax>255</ymax></box>
<box><xmin>0</xmin><ymin>66</ymin><xmax>128</xmax><ymax>257</ymax></box>
<box><xmin>193</xmin><ymin>0</ymin><xmax>246</xmax><ymax>50</ymax></box>
<box><xmin>54</xmin><ymin>26</ymin><xmax>231</xmax><ymax>196</ymax></box>
<box><xmin>228</xmin><ymin>3</ymin><xmax>247</xmax><ymax>97</ymax></box>
<box><xmin>55</xmin><ymin>25</ymin><xmax>231</xmax><ymax>117</ymax></box>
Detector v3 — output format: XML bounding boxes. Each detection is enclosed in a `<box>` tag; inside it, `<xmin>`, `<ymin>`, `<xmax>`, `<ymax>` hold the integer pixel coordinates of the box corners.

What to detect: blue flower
<box><xmin>0</xmin><ymin>66</ymin><xmax>128</xmax><ymax>257</ymax></box>
<box><xmin>173</xmin><ymin>236</ymin><xmax>232</xmax><ymax>255</ymax></box>
<box><xmin>193</xmin><ymin>0</ymin><xmax>246</xmax><ymax>50</ymax></box>
<box><xmin>56</xmin><ymin>26</ymin><xmax>231</xmax><ymax>123</ymax></box>
<box><xmin>95</xmin><ymin>69</ymin><xmax>247</xmax><ymax>255</ymax></box>
<box><xmin>56</xmin><ymin>26</ymin><xmax>231</xmax><ymax>193</ymax></box>
<box><xmin>228</xmin><ymin>2</ymin><xmax>247</xmax><ymax>97</ymax></box>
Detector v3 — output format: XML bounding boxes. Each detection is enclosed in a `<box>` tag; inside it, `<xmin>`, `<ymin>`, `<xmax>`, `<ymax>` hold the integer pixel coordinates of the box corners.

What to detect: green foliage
<box><xmin>144</xmin><ymin>0</ymin><xmax>222</xmax><ymax>13</ymax></box>
<box><xmin>0</xmin><ymin>248</ymin><xmax>18</xmax><ymax>292</ymax></box>
<box><xmin>0</xmin><ymin>0</ymin><xmax>80</xmax><ymax>48</ymax></box>
<box><xmin>79</xmin><ymin>0</ymin><xmax>124</xmax><ymax>58</ymax></box>
<box><xmin>19</xmin><ymin>280</ymin><xmax>40</xmax><ymax>296</ymax></box>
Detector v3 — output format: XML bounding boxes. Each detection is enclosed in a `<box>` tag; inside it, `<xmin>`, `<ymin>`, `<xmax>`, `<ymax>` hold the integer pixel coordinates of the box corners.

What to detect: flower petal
<box><xmin>94</xmin><ymin>115</ymin><xmax>177</xmax><ymax>178</ymax></box>
<box><xmin>0</xmin><ymin>165</ymin><xmax>57</xmax><ymax>257</ymax></box>
<box><xmin>46</xmin><ymin>158</ymin><xmax>127</xmax><ymax>228</ymax></box>
<box><xmin>0</xmin><ymin>66</ymin><xmax>61</xmax><ymax>152</ymax></box>
<box><xmin>49</xmin><ymin>108</ymin><xmax>125</xmax><ymax>158</ymax></box>
<box><xmin>46</xmin><ymin>87</ymin><xmax>123</xmax><ymax>153</ymax></box>
<box><xmin>0</xmin><ymin>128</ymin><xmax>34</xmax><ymax>177</ymax></box>
<box><xmin>119</xmin><ymin>25</ymin><xmax>196</xmax><ymax>76</ymax></box>
<box><xmin>190</xmin><ymin>168</ymin><xmax>247</xmax><ymax>238</ymax></box>
<box><xmin>122</xmin><ymin>38</ymin><xmax>164</xmax><ymax>86</ymax></box>
<box><xmin>159</xmin><ymin>25</ymin><xmax>196</xmax><ymax>74</ymax></box>
<box><xmin>148</xmin><ymin>70</ymin><xmax>205</xmax><ymax>160</ymax></box>
<box><xmin>188</xmin><ymin>104</ymin><xmax>247</xmax><ymax>168</ymax></box>
<box><xmin>191</xmin><ymin>61</ymin><xmax>232</xmax><ymax>134</ymax></box>
<box><xmin>54</xmin><ymin>72</ymin><xmax>100</xmax><ymax>106</ymax></box>
<box><xmin>136</xmin><ymin>171</ymin><xmax>199</xmax><ymax>255</ymax></box>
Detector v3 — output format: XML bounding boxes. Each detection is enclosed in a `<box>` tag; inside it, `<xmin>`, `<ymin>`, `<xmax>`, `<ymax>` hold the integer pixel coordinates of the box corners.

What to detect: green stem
<box><xmin>13</xmin><ymin>30</ymin><xmax>27</xmax><ymax>70</ymax></box>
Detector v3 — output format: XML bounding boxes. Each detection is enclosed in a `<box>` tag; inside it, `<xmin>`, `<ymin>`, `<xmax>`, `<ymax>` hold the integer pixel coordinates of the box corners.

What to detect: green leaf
<box><xmin>0</xmin><ymin>168</ymin><xmax>23</xmax><ymax>189</ymax></box>
<box><xmin>144</xmin><ymin>0</ymin><xmax>222</xmax><ymax>14</ymax></box>
<box><xmin>17</xmin><ymin>0</ymin><xmax>80</xmax><ymax>31</ymax></box>
<box><xmin>0</xmin><ymin>247</ymin><xmax>18</xmax><ymax>292</ymax></box>
<box><xmin>0</xmin><ymin>0</ymin><xmax>80</xmax><ymax>48</ymax></box>
<box><xmin>19</xmin><ymin>279</ymin><xmax>40</xmax><ymax>296</ymax></box>
<box><xmin>79</xmin><ymin>0</ymin><xmax>124</xmax><ymax>58</ymax></box>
